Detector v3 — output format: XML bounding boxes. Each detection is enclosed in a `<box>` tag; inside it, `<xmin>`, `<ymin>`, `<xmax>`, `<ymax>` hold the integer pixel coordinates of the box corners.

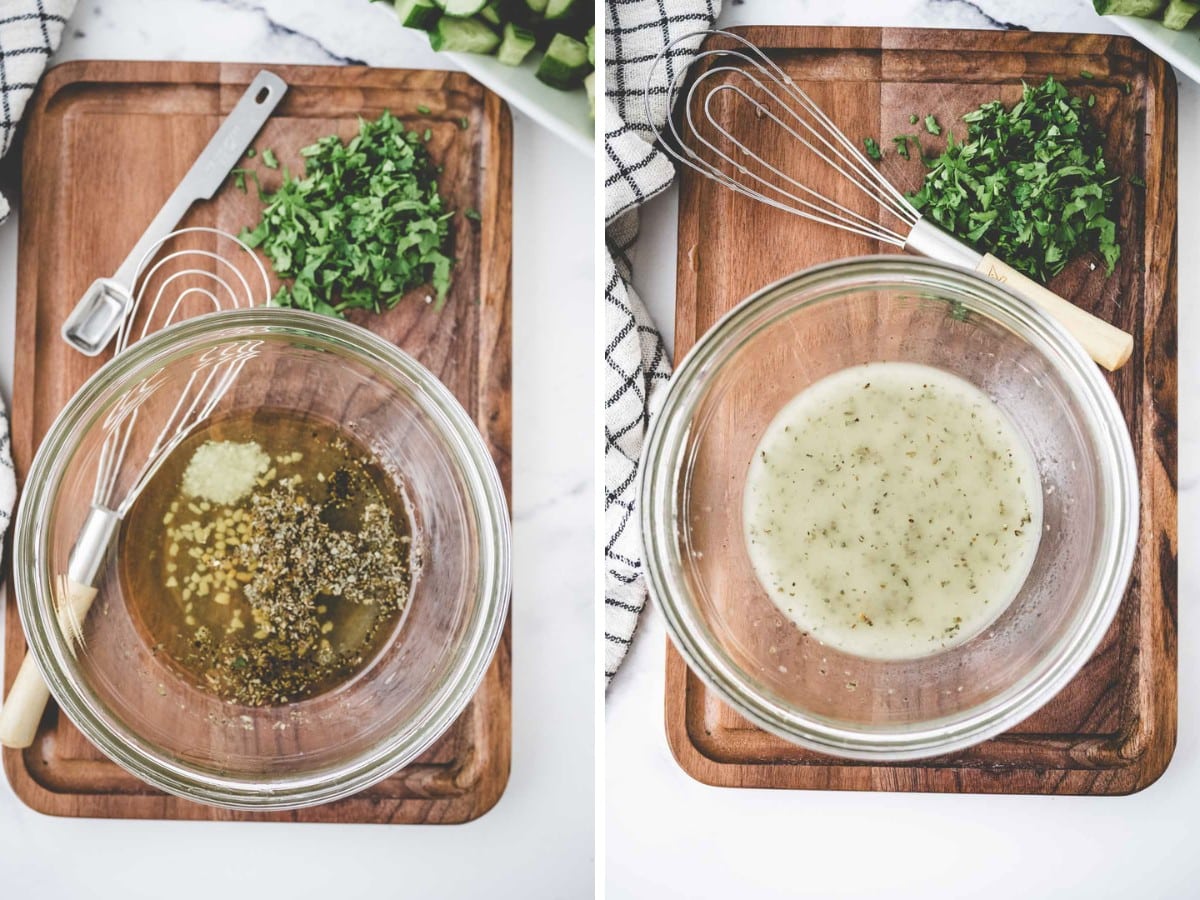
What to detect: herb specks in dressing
<box><xmin>743</xmin><ymin>362</ymin><xmax>1042</xmax><ymax>660</ymax></box>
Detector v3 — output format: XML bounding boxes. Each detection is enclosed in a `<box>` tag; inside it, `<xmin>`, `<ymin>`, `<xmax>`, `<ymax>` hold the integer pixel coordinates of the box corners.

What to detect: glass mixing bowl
<box><xmin>14</xmin><ymin>309</ymin><xmax>510</xmax><ymax>808</ymax></box>
<box><xmin>642</xmin><ymin>257</ymin><xmax>1138</xmax><ymax>760</ymax></box>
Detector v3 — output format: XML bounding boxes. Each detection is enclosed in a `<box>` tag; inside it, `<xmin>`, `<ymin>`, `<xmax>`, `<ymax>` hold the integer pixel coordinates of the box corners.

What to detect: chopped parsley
<box><xmin>924</xmin><ymin>114</ymin><xmax>942</xmax><ymax>135</ymax></box>
<box><xmin>239</xmin><ymin>111</ymin><xmax>454</xmax><ymax>316</ymax></box>
<box><xmin>907</xmin><ymin>76</ymin><xmax>1120</xmax><ymax>281</ymax></box>
<box><xmin>261</xmin><ymin>147</ymin><xmax>279</xmax><ymax>170</ymax></box>
<box><xmin>863</xmin><ymin>137</ymin><xmax>883</xmax><ymax>160</ymax></box>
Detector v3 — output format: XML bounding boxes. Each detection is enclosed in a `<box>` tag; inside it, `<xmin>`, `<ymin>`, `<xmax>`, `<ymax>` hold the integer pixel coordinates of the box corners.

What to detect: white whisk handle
<box><xmin>0</xmin><ymin>653</ymin><xmax>50</xmax><ymax>749</ymax></box>
<box><xmin>976</xmin><ymin>254</ymin><xmax>1133</xmax><ymax>373</ymax></box>
<box><xmin>0</xmin><ymin>579</ymin><xmax>98</xmax><ymax>749</ymax></box>
<box><xmin>904</xmin><ymin>219</ymin><xmax>1133</xmax><ymax>372</ymax></box>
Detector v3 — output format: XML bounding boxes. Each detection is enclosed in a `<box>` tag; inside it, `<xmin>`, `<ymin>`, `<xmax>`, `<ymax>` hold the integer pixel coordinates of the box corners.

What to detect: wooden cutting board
<box><xmin>3</xmin><ymin>61</ymin><xmax>512</xmax><ymax>822</ymax></box>
<box><xmin>669</xmin><ymin>27</ymin><xmax>1177</xmax><ymax>795</ymax></box>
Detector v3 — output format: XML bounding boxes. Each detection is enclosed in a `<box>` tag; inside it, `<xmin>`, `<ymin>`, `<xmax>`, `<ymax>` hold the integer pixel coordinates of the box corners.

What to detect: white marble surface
<box><xmin>0</xmin><ymin>2</ymin><xmax>594</xmax><ymax>898</ymax></box>
<box><xmin>608</xmin><ymin>1</ymin><xmax>1200</xmax><ymax>898</ymax></box>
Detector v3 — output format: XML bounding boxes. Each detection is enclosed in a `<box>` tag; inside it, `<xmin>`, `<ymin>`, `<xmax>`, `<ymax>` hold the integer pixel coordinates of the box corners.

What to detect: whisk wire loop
<box><xmin>88</xmin><ymin>228</ymin><xmax>272</xmax><ymax>512</ymax></box>
<box><xmin>648</xmin><ymin>29</ymin><xmax>922</xmax><ymax>246</ymax></box>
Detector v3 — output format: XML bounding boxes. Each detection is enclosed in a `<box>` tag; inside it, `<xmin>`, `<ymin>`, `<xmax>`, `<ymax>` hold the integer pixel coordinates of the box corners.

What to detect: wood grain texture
<box><xmin>3</xmin><ymin>61</ymin><xmax>513</xmax><ymax>822</ymax></box>
<box><xmin>667</xmin><ymin>27</ymin><xmax>1177</xmax><ymax>796</ymax></box>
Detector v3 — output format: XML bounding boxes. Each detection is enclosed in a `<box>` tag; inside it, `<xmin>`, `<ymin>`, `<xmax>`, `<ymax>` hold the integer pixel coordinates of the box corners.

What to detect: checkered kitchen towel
<box><xmin>604</xmin><ymin>0</ymin><xmax>719</xmax><ymax>686</ymax></box>
<box><xmin>0</xmin><ymin>0</ymin><xmax>74</xmax><ymax>532</ymax></box>
<box><xmin>0</xmin><ymin>0</ymin><xmax>74</xmax><ymax>225</ymax></box>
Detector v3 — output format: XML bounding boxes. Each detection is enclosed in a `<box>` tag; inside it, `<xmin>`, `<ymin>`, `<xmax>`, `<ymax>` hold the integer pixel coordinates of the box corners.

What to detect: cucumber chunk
<box><xmin>497</xmin><ymin>23</ymin><xmax>537</xmax><ymax>65</ymax></box>
<box><xmin>1092</xmin><ymin>0</ymin><xmax>1165</xmax><ymax>14</ymax></box>
<box><xmin>442</xmin><ymin>0</ymin><xmax>487</xmax><ymax>16</ymax></box>
<box><xmin>429</xmin><ymin>17</ymin><xmax>500</xmax><ymax>52</ymax></box>
<box><xmin>394</xmin><ymin>0</ymin><xmax>440</xmax><ymax>30</ymax></box>
<box><xmin>584</xmin><ymin>70</ymin><xmax>595</xmax><ymax>118</ymax></box>
<box><xmin>525</xmin><ymin>0</ymin><xmax>549</xmax><ymax>13</ymax></box>
<box><xmin>536</xmin><ymin>33</ymin><xmax>590</xmax><ymax>89</ymax></box>
<box><xmin>585</xmin><ymin>24</ymin><xmax>594</xmax><ymax>65</ymax></box>
<box><xmin>479</xmin><ymin>1</ymin><xmax>502</xmax><ymax>25</ymax></box>
<box><xmin>1163</xmin><ymin>0</ymin><xmax>1200</xmax><ymax>27</ymax></box>
<box><xmin>545</xmin><ymin>0</ymin><xmax>578</xmax><ymax>20</ymax></box>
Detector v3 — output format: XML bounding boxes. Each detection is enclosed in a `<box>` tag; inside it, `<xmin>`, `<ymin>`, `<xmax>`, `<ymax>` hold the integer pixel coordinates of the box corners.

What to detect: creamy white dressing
<box><xmin>743</xmin><ymin>362</ymin><xmax>1042</xmax><ymax>659</ymax></box>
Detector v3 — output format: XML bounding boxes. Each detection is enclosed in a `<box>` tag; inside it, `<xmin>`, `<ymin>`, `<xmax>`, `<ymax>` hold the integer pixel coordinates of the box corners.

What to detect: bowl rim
<box><xmin>13</xmin><ymin>307</ymin><xmax>512</xmax><ymax>809</ymax></box>
<box><xmin>640</xmin><ymin>256</ymin><xmax>1139</xmax><ymax>761</ymax></box>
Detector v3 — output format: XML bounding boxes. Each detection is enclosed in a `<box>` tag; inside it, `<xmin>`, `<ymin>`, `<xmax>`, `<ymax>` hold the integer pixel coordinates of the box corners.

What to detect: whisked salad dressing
<box><xmin>743</xmin><ymin>362</ymin><xmax>1042</xmax><ymax>659</ymax></box>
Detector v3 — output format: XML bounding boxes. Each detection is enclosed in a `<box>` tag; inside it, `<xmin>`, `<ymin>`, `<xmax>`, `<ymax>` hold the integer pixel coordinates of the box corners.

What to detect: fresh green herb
<box><xmin>246</xmin><ymin>148</ymin><xmax>256</xmax><ymax>158</ymax></box>
<box><xmin>423</xmin><ymin>128</ymin><xmax>432</xmax><ymax>141</ymax></box>
<box><xmin>239</xmin><ymin>110</ymin><xmax>454</xmax><ymax>315</ymax></box>
<box><xmin>1080</xmin><ymin>69</ymin><xmax>1095</xmax><ymax>79</ymax></box>
<box><xmin>863</xmin><ymin>137</ymin><xmax>883</xmax><ymax>161</ymax></box>
<box><xmin>464</xmin><ymin>208</ymin><xmax>482</xmax><ymax>222</ymax></box>
<box><xmin>892</xmin><ymin>135</ymin><xmax>912</xmax><ymax>160</ymax></box>
<box><xmin>459</xmin><ymin>117</ymin><xmax>470</xmax><ymax>130</ymax></box>
<box><xmin>261</xmin><ymin>147</ymin><xmax>279</xmax><ymax>170</ymax></box>
<box><xmin>924</xmin><ymin>114</ymin><xmax>942</xmax><ymax>135</ymax></box>
<box><xmin>909</xmin><ymin>113</ymin><xmax>919</xmax><ymax>125</ymax></box>
<box><xmin>1124</xmin><ymin>81</ymin><xmax>1133</xmax><ymax>94</ymax></box>
<box><xmin>907</xmin><ymin>75</ymin><xmax>1121</xmax><ymax>281</ymax></box>
<box><xmin>1088</xmin><ymin>93</ymin><xmax>1097</xmax><ymax>107</ymax></box>
<box><xmin>1129</xmin><ymin>174</ymin><xmax>1146</xmax><ymax>187</ymax></box>
<box><xmin>417</xmin><ymin>104</ymin><xmax>431</xmax><ymax>115</ymax></box>
<box><xmin>230</xmin><ymin>168</ymin><xmax>261</xmax><ymax>196</ymax></box>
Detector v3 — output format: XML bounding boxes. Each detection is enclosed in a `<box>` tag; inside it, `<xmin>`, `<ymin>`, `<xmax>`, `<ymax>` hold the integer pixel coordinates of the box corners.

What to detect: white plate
<box><xmin>446</xmin><ymin>49</ymin><xmax>594</xmax><ymax>155</ymax></box>
<box><xmin>1110</xmin><ymin>15</ymin><xmax>1200</xmax><ymax>84</ymax></box>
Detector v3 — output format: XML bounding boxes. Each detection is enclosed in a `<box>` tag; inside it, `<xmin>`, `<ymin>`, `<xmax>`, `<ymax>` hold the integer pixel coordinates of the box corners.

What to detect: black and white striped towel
<box><xmin>0</xmin><ymin>0</ymin><xmax>74</xmax><ymax>530</ymax></box>
<box><xmin>0</xmin><ymin>0</ymin><xmax>74</xmax><ymax>224</ymax></box>
<box><xmin>604</xmin><ymin>0</ymin><xmax>719</xmax><ymax>686</ymax></box>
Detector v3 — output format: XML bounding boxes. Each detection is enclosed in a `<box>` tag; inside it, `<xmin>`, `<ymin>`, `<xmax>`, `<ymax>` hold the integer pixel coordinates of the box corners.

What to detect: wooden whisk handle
<box><xmin>976</xmin><ymin>255</ymin><xmax>1133</xmax><ymax>373</ymax></box>
<box><xmin>0</xmin><ymin>578</ymin><xmax>98</xmax><ymax>749</ymax></box>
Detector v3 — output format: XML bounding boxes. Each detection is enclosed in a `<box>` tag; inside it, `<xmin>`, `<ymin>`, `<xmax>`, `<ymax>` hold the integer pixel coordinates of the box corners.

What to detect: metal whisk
<box><xmin>76</xmin><ymin>225</ymin><xmax>271</xmax><ymax>597</ymax></box>
<box><xmin>647</xmin><ymin>29</ymin><xmax>1133</xmax><ymax>372</ymax></box>
<box><xmin>0</xmin><ymin>227</ymin><xmax>271</xmax><ymax>748</ymax></box>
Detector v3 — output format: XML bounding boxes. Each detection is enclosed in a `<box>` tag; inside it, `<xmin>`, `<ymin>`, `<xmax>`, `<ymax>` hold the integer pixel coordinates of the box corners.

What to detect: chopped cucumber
<box><xmin>1163</xmin><ymin>0</ymin><xmax>1200</xmax><ymax>27</ymax></box>
<box><xmin>394</xmin><ymin>0</ymin><xmax>440</xmax><ymax>30</ymax></box>
<box><xmin>429</xmin><ymin>16</ymin><xmax>500</xmax><ymax>52</ymax></box>
<box><xmin>1092</xmin><ymin>0</ymin><xmax>1165</xmax><ymax>13</ymax></box>
<box><xmin>545</xmin><ymin>0</ymin><xmax>579</xmax><ymax>19</ymax></box>
<box><xmin>389</xmin><ymin>0</ymin><xmax>594</xmax><ymax>114</ymax></box>
<box><xmin>497</xmin><ymin>23</ymin><xmax>537</xmax><ymax>66</ymax></box>
<box><xmin>536</xmin><ymin>33</ymin><xmax>590</xmax><ymax>88</ymax></box>
<box><xmin>442</xmin><ymin>0</ymin><xmax>487</xmax><ymax>15</ymax></box>
<box><xmin>479</xmin><ymin>1</ymin><xmax>502</xmax><ymax>25</ymax></box>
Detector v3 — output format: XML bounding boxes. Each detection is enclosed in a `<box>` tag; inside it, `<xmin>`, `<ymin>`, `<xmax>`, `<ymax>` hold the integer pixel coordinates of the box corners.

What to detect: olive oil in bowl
<box><xmin>121</xmin><ymin>409</ymin><xmax>415</xmax><ymax>705</ymax></box>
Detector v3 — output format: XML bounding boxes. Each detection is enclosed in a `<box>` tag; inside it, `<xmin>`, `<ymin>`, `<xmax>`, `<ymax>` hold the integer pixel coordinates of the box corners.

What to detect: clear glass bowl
<box><xmin>641</xmin><ymin>257</ymin><xmax>1138</xmax><ymax>760</ymax></box>
<box><xmin>14</xmin><ymin>309</ymin><xmax>510</xmax><ymax>808</ymax></box>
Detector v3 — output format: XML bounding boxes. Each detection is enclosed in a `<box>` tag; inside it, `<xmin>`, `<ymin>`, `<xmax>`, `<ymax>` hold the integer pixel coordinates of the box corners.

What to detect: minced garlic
<box><xmin>181</xmin><ymin>440</ymin><xmax>270</xmax><ymax>506</ymax></box>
